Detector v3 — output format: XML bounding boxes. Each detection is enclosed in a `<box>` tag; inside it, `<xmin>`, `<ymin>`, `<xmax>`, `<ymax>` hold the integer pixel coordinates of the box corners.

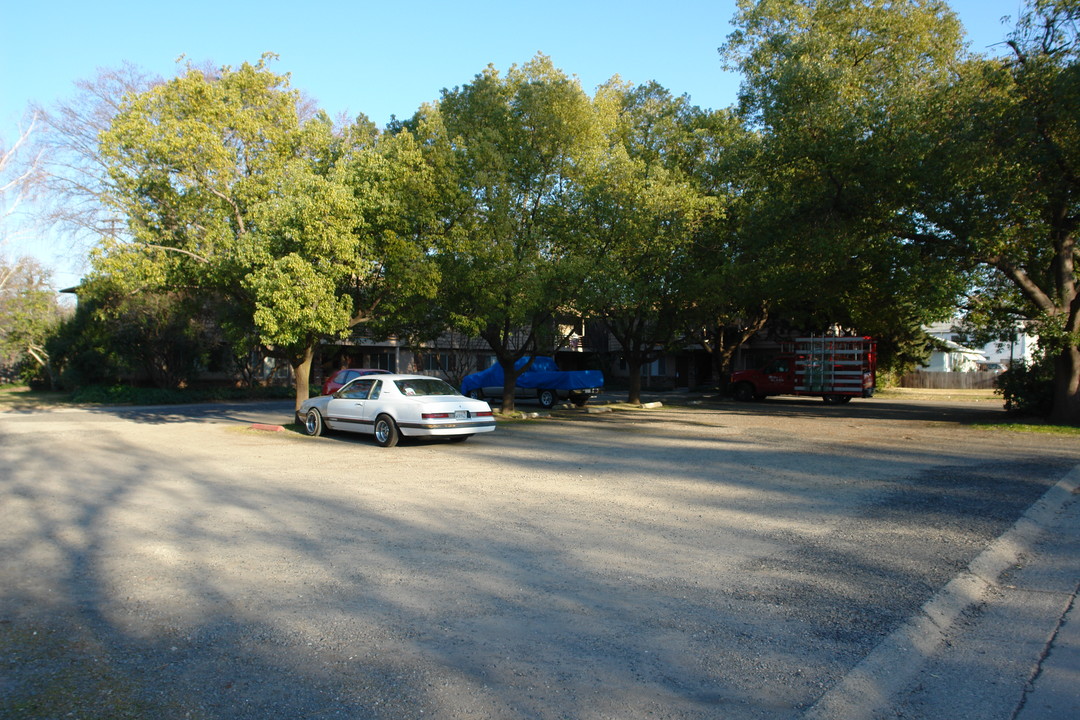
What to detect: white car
<box><xmin>299</xmin><ymin>374</ymin><xmax>495</xmax><ymax>447</ymax></box>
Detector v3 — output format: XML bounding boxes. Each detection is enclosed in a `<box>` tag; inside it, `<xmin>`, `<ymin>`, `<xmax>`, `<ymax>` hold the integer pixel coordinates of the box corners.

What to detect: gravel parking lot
<box><xmin>2</xmin><ymin>395</ymin><xmax>1078</xmax><ymax>719</ymax></box>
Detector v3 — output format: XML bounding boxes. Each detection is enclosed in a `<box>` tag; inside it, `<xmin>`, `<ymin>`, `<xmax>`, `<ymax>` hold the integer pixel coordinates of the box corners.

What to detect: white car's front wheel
<box><xmin>304</xmin><ymin>409</ymin><xmax>324</xmax><ymax>437</ymax></box>
<box><xmin>373</xmin><ymin>414</ymin><xmax>400</xmax><ymax>448</ymax></box>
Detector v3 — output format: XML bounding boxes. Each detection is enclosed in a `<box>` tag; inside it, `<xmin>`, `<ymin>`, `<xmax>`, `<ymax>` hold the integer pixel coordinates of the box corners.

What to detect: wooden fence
<box><xmin>899</xmin><ymin>371</ymin><xmax>1001</xmax><ymax>390</ymax></box>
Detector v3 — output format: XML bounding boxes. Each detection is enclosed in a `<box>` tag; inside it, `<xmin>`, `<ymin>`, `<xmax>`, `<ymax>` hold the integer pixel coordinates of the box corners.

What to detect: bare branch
<box><xmin>1</xmin><ymin>114</ymin><xmax>43</xmax><ymax>239</ymax></box>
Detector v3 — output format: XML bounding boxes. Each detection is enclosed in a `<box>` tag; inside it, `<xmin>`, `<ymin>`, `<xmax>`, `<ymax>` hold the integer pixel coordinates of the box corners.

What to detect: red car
<box><xmin>320</xmin><ymin>368</ymin><xmax>391</xmax><ymax>396</ymax></box>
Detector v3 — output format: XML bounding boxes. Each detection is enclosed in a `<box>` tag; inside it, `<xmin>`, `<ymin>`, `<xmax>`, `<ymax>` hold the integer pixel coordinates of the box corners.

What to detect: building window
<box><xmin>371</xmin><ymin>353</ymin><xmax>394</xmax><ymax>372</ymax></box>
<box><xmin>423</xmin><ymin>354</ymin><xmax>455</xmax><ymax>374</ymax></box>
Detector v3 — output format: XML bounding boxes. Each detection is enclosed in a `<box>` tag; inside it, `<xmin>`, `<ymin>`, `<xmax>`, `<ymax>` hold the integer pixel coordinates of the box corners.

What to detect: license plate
<box><xmin>455</xmin><ymin>410</ymin><xmax>467</xmax><ymax>419</ymax></box>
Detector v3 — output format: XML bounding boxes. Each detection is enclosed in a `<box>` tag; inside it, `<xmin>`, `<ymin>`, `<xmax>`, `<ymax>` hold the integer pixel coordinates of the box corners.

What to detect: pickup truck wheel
<box><xmin>468</xmin><ymin>389</ymin><xmax>483</xmax><ymax>400</ymax></box>
<box><xmin>733</xmin><ymin>382</ymin><xmax>756</xmax><ymax>402</ymax></box>
<box><xmin>538</xmin><ymin>389</ymin><xmax>557</xmax><ymax>409</ymax></box>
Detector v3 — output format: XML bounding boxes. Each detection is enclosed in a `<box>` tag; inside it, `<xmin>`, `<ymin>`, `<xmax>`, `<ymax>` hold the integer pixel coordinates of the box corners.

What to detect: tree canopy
<box><xmin>577</xmin><ymin>80</ymin><xmax>731</xmax><ymax>403</ymax></box>
<box><xmin>722</xmin><ymin>0</ymin><xmax>972</xmax><ymax>349</ymax></box>
<box><xmin>94</xmin><ymin>56</ymin><xmax>438</xmax><ymax>412</ymax></box>
<box><xmin>0</xmin><ymin>256</ymin><xmax>63</xmax><ymax>384</ymax></box>
<box><xmin>426</xmin><ymin>55</ymin><xmax>601</xmax><ymax>411</ymax></box>
<box><xmin>916</xmin><ymin>0</ymin><xmax>1080</xmax><ymax>421</ymax></box>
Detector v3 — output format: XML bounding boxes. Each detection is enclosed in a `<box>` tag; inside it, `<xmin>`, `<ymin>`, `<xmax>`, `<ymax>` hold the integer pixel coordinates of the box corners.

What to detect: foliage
<box><xmin>47</xmin><ymin>296</ymin><xmax>129</xmax><ymax>389</ymax></box>
<box><xmin>94</xmin><ymin>57</ymin><xmax>438</xmax><ymax>412</ymax></box>
<box><xmin>995</xmin><ymin>353</ymin><xmax>1056</xmax><ymax>416</ymax></box>
<box><xmin>916</xmin><ymin>0</ymin><xmax>1080</xmax><ymax>422</ymax></box>
<box><xmin>429</xmin><ymin>54</ymin><xmax>601</xmax><ymax>410</ymax></box>
<box><xmin>721</xmin><ymin>0</ymin><xmax>971</xmax><ymax>374</ymax></box>
<box><xmin>95</xmin><ymin>57</ymin><xmax>307</xmax><ymax>369</ymax></box>
<box><xmin>31</xmin><ymin>4</ymin><xmax>1077</xmax><ymax>418</ymax></box>
<box><xmin>45</xmin><ymin>280</ymin><xmax>221</xmax><ymax>390</ymax></box>
<box><xmin>68</xmin><ymin>383</ymin><xmax>294</xmax><ymax>405</ymax></box>
<box><xmin>577</xmin><ymin>80</ymin><xmax>731</xmax><ymax>402</ymax></box>
<box><xmin>0</xmin><ymin>256</ymin><xmax>64</xmax><ymax>385</ymax></box>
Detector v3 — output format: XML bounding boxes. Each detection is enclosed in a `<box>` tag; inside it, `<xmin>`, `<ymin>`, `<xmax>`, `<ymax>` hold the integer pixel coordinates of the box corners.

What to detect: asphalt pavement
<box><xmin>103</xmin><ymin>393</ymin><xmax>1080</xmax><ymax>718</ymax></box>
<box><xmin>806</xmin><ymin>464</ymin><xmax>1080</xmax><ymax>720</ymax></box>
<box><xmin>4</xmin><ymin>393</ymin><xmax>1077</xmax><ymax>718</ymax></box>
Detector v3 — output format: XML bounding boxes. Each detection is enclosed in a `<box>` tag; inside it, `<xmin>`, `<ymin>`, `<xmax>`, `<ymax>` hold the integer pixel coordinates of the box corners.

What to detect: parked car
<box><xmin>320</xmin><ymin>368</ymin><xmax>391</xmax><ymax>396</ymax></box>
<box><xmin>979</xmin><ymin>362</ymin><xmax>1007</xmax><ymax>373</ymax></box>
<box><xmin>460</xmin><ymin>356</ymin><xmax>604</xmax><ymax>408</ymax></box>
<box><xmin>300</xmin><ymin>374</ymin><xmax>495</xmax><ymax>447</ymax></box>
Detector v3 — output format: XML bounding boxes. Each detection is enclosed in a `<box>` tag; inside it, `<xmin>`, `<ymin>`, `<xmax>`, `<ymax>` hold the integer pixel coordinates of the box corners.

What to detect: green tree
<box><xmin>578</xmin><ymin>80</ymin><xmax>726</xmax><ymax>403</ymax></box>
<box><xmin>47</xmin><ymin>277</ymin><xmax>225</xmax><ymax>391</ymax></box>
<box><xmin>97</xmin><ymin>56</ymin><xmax>309</xmax><ymax>398</ymax></box>
<box><xmin>47</xmin><ymin>292</ymin><xmax>128</xmax><ymax>390</ymax></box>
<box><xmin>918</xmin><ymin>0</ymin><xmax>1080</xmax><ymax>422</ymax></box>
<box><xmin>96</xmin><ymin>56</ymin><xmax>436</xmax><ymax>413</ymax></box>
<box><xmin>431</xmin><ymin>55</ymin><xmax>600</xmax><ymax>411</ymax></box>
<box><xmin>721</xmin><ymin>0</ymin><xmax>972</xmax><ymax>371</ymax></box>
<box><xmin>677</xmin><ymin>106</ymin><xmax>774</xmax><ymax>386</ymax></box>
<box><xmin>0</xmin><ymin>256</ymin><xmax>63</xmax><ymax>385</ymax></box>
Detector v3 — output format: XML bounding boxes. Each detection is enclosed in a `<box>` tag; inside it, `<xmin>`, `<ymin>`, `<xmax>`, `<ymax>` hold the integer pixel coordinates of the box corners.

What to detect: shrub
<box><xmin>70</xmin><ymin>384</ymin><xmax>295</xmax><ymax>406</ymax></box>
<box><xmin>995</xmin><ymin>356</ymin><xmax>1054</xmax><ymax>417</ymax></box>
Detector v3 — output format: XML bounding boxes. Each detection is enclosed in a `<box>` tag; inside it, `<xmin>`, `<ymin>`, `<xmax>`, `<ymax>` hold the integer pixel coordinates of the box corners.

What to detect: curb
<box><xmin>804</xmin><ymin>464</ymin><xmax>1080</xmax><ymax>720</ymax></box>
<box><xmin>249</xmin><ymin>423</ymin><xmax>286</xmax><ymax>432</ymax></box>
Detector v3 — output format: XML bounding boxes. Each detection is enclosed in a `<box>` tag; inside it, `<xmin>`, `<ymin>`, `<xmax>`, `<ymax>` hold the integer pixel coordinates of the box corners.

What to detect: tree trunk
<box><xmin>1050</xmin><ymin>345</ymin><xmax>1080</xmax><ymax>426</ymax></box>
<box><xmin>626</xmin><ymin>357</ymin><xmax>643</xmax><ymax>405</ymax></box>
<box><xmin>291</xmin><ymin>344</ymin><xmax>315</xmax><ymax>420</ymax></box>
<box><xmin>499</xmin><ymin>358</ymin><xmax>518</xmax><ymax>414</ymax></box>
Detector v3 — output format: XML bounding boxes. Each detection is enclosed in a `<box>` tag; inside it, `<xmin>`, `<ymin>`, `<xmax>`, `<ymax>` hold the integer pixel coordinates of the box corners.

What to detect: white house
<box><xmin>923</xmin><ymin>322</ymin><xmax>1037</xmax><ymax>371</ymax></box>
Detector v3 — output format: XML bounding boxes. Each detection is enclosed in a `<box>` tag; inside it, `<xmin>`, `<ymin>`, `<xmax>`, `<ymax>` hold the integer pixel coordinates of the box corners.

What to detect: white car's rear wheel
<box><xmin>373</xmin><ymin>414</ymin><xmax>400</xmax><ymax>448</ymax></box>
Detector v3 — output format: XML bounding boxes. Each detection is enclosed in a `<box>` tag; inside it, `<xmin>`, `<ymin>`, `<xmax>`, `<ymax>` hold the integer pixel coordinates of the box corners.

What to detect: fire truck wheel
<box><xmin>733</xmin><ymin>382</ymin><xmax>756</xmax><ymax>402</ymax></box>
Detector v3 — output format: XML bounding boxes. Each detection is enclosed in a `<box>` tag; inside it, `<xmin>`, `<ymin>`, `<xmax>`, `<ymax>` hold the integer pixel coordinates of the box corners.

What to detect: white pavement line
<box><xmin>803</xmin><ymin>464</ymin><xmax>1080</xmax><ymax>720</ymax></box>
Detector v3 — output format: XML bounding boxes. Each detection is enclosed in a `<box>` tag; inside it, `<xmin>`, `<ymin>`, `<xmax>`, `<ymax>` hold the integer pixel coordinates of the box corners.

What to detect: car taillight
<box><xmin>422</xmin><ymin>412</ymin><xmax>452</xmax><ymax>419</ymax></box>
<box><xmin>475</xmin><ymin>411</ymin><xmax>493</xmax><ymax>417</ymax></box>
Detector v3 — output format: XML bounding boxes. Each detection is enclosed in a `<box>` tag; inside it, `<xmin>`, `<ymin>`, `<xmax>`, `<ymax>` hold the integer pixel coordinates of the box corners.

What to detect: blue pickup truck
<box><xmin>461</xmin><ymin>356</ymin><xmax>604</xmax><ymax>408</ymax></box>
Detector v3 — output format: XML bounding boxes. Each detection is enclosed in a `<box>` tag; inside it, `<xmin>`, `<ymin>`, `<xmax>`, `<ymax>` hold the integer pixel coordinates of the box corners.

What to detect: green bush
<box><xmin>995</xmin><ymin>356</ymin><xmax>1054</xmax><ymax>416</ymax></box>
<box><xmin>70</xmin><ymin>384</ymin><xmax>294</xmax><ymax>406</ymax></box>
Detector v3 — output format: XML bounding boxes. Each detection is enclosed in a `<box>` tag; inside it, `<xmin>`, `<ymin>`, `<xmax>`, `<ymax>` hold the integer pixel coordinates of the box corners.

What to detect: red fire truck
<box><xmin>730</xmin><ymin>336</ymin><xmax>877</xmax><ymax>404</ymax></box>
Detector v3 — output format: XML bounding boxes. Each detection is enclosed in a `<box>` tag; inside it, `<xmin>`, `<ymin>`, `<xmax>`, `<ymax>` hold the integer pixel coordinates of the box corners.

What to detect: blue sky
<box><xmin>1</xmin><ymin>0</ymin><xmax>1026</xmax><ymax>286</ymax></box>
